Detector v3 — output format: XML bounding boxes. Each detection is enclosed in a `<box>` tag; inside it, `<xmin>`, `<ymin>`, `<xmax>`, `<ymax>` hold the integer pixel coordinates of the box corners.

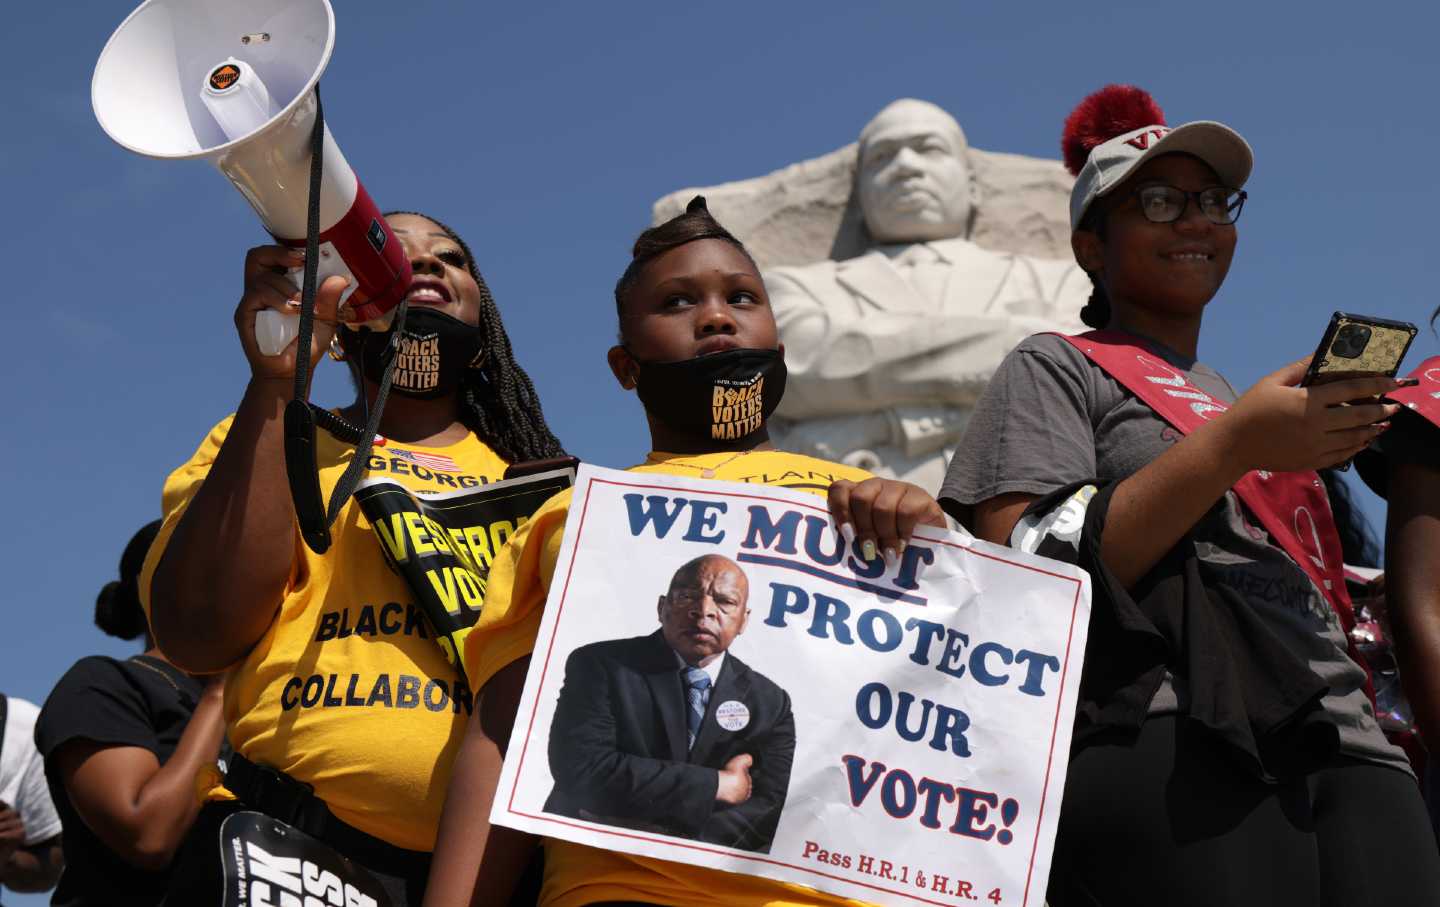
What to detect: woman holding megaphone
<box><xmin>142</xmin><ymin>212</ymin><xmax>565</xmax><ymax>904</ymax></box>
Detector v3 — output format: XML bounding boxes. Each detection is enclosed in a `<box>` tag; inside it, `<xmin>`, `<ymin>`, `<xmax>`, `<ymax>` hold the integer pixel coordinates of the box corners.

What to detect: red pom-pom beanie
<box><xmin>1063</xmin><ymin>85</ymin><xmax>1252</xmax><ymax>230</ymax></box>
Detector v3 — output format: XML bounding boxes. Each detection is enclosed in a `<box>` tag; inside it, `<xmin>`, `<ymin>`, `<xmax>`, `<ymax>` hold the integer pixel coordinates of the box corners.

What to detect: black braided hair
<box><xmin>613</xmin><ymin>196</ymin><xmax>757</xmax><ymax>338</ymax></box>
<box><xmin>1076</xmin><ymin>205</ymin><xmax>1112</xmax><ymax>329</ymax></box>
<box><xmin>383</xmin><ymin>211</ymin><xmax>565</xmax><ymax>463</ymax></box>
<box><xmin>1080</xmin><ymin>279</ymin><xmax>1111</xmax><ymax>330</ymax></box>
<box><xmin>95</xmin><ymin>520</ymin><xmax>162</xmax><ymax>641</ymax></box>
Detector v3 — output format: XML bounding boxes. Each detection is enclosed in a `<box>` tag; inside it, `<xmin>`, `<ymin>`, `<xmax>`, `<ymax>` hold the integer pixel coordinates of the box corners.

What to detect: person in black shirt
<box><xmin>1356</xmin><ymin>351</ymin><xmax>1440</xmax><ymax>834</ymax></box>
<box><xmin>34</xmin><ymin>521</ymin><xmax>226</xmax><ymax>906</ymax></box>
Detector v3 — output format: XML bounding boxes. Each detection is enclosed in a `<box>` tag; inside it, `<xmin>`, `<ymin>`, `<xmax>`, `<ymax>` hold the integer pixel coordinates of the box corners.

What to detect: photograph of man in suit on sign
<box><xmin>545</xmin><ymin>554</ymin><xmax>795</xmax><ymax>853</ymax></box>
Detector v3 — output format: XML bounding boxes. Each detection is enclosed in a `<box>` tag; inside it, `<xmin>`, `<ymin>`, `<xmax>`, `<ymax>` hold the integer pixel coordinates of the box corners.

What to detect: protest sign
<box><xmin>354</xmin><ymin>466</ymin><xmax>574</xmax><ymax>667</ymax></box>
<box><xmin>219</xmin><ymin>811</ymin><xmax>391</xmax><ymax>907</ymax></box>
<box><xmin>492</xmin><ymin>465</ymin><xmax>1091</xmax><ymax>907</ymax></box>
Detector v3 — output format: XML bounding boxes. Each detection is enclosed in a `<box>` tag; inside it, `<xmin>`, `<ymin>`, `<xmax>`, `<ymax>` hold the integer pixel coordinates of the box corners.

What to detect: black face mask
<box><xmin>352</xmin><ymin>307</ymin><xmax>485</xmax><ymax>399</ymax></box>
<box><xmin>632</xmin><ymin>348</ymin><xmax>787</xmax><ymax>441</ymax></box>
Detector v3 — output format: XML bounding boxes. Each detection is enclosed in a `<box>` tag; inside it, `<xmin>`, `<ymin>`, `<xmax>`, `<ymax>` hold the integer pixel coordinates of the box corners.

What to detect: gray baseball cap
<box><xmin>1069</xmin><ymin>121</ymin><xmax>1254</xmax><ymax>230</ymax></box>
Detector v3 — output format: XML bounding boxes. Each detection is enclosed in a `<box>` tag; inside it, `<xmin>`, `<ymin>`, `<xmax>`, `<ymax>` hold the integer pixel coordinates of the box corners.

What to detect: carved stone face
<box><xmin>857</xmin><ymin>100</ymin><xmax>972</xmax><ymax>244</ymax></box>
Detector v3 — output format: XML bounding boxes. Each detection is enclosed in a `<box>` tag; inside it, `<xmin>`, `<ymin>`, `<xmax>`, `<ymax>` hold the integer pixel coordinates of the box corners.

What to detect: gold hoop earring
<box><xmin>328</xmin><ymin>335</ymin><xmax>346</xmax><ymax>362</ymax></box>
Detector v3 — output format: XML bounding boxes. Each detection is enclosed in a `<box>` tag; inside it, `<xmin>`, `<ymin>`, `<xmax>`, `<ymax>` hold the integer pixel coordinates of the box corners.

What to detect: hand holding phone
<box><xmin>1224</xmin><ymin>360</ymin><xmax>1402</xmax><ymax>474</ymax></box>
<box><xmin>1295</xmin><ymin>312</ymin><xmax>1416</xmax><ymax>469</ymax></box>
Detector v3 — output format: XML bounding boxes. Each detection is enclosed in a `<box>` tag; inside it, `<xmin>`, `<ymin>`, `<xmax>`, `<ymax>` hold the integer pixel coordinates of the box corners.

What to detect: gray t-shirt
<box><xmin>942</xmin><ymin>332</ymin><xmax>1409</xmax><ymax>773</ymax></box>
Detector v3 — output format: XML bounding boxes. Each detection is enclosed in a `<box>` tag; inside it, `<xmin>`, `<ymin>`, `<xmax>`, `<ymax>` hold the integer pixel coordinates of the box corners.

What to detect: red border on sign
<box><xmin>503</xmin><ymin>476</ymin><xmax>1085</xmax><ymax>907</ymax></box>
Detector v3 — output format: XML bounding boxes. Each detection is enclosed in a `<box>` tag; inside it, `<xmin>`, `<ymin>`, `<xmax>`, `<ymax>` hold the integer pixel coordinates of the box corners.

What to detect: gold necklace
<box><xmin>646</xmin><ymin>449</ymin><xmax>754</xmax><ymax>479</ymax></box>
<box><xmin>129</xmin><ymin>656</ymin><xmax>183</xmax><ymax>695</ymax></box>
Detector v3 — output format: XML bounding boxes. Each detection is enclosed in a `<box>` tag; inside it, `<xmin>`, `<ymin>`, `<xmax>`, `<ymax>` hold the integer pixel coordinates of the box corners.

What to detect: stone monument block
<box><xmin>653</xmin><ymin>143</ymin><xmax>1075</xmax><ymax>268</ymax></box>
<box><xmin>653</xmin><ymin>100</ymin><xmax>1087</xmax><ymax>493</ymax></box>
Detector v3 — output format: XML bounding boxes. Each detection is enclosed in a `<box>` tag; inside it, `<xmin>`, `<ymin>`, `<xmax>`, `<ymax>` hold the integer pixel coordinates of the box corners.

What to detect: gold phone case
<box><xmin>1307</xmin><ymin>313</ymin><xmax>1417</xmax><ymax>385</ymax></box>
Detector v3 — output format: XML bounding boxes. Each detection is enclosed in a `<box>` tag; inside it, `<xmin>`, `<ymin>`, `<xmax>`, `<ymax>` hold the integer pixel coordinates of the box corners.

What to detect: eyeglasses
<box><xmin>1127</xmin><ymin>185</ymin><xmax>1247</xmax><ymax>225</ymax></box>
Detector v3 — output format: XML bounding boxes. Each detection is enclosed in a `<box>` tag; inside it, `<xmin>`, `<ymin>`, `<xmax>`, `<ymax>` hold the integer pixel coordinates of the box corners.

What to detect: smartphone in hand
<box><xmin>1300</xmin><ymin>312</ymin><xmax>1417</xmax><ymax>471</ymax></box>
<box><xmin>1300</xmin><ymin>312</ymin><xmax>1417</xmax><ymax>387</ymax></box>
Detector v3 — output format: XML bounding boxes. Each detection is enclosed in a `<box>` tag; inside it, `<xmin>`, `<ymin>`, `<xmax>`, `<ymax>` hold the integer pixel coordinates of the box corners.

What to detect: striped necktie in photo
<box><xmin>682</xmin><ymin>666</ymin><xmax>712</xmax><ymax>750</ymax></box>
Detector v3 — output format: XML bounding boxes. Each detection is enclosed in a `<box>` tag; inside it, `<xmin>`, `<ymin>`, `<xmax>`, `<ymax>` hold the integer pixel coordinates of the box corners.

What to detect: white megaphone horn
<box><xmin>92</xmin><ymin>0</ymin><xmax>412</xmax><ymax>355</ymax></box>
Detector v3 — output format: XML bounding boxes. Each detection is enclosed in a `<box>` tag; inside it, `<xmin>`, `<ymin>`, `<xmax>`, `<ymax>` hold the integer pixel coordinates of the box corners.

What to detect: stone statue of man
<box><xmin>766</xmin><ymin>99</ymin><xmax>1087</xmax><ymax>491</ymax></box>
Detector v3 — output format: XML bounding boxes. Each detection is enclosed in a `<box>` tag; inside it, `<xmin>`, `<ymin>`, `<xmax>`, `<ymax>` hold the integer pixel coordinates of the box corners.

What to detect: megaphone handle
<box><xmin>255</xmin><ymin>310</ymin><xmax>299</xmax><ymax>358</ymax></box>
<box><xmin>254</xmin><ymin>254</ymin><xmax>358</xmax><ymax>357</ymax></box>
<box><xmin>288</xmin><ymin>255</ymin><xmax>358</xmax><ymax>306</ymax></box>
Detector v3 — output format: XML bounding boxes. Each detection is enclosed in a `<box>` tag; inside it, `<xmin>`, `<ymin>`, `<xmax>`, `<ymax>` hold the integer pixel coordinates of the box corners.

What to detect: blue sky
<box><xmin>2</xmin><ymin>1</ymin><xmax>1437</xmax><ymax>899</ymax></box>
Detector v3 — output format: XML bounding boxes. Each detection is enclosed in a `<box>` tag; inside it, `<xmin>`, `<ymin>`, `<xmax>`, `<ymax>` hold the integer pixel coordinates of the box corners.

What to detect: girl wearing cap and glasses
<box><xmin>939</xmin><ymin>86</ymin><xmax>1440</xmax><ymax>906</ymax></box>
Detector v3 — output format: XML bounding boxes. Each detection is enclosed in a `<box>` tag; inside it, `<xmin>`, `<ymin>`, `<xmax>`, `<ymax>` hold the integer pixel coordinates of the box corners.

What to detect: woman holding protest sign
<box><xmin>142</xmin><ymin>212</ymin><xmax>564</xmax><ymax>904</ymax></box>
<box><xmin>940</xmin><ymin>86</ymin><xmax>1440</xmax><ymax>905</ymax></box>
<box><xmin>426</xmin><ymin>197</ymin><xmax>949</xmax><ymax>906</ymax></box>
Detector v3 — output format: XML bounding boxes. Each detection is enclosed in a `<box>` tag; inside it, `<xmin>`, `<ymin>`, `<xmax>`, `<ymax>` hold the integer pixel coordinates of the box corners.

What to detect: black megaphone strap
<box><xmin>283</xmin><ymin>85</ymin><xmax>408</xmax><ymax>554</ymax></box>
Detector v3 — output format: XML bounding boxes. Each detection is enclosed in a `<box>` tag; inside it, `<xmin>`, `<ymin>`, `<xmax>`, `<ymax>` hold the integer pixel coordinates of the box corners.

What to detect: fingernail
<box><xmin>840</xmin><ymin>523</ymin><xmax>855</xmax><ymax>544</ymax></box>
<box><xmin>862</xmin><ymin>539</ymin><xmax>877</xmax><ymax>562</ymax></box>
<box><xmin>1398</xmin><ymin>377</ymin><xmax>1421</xmax><ymax>387</ymax></box>
<box><xmin>884</xmin><ymin>548</ymin><xmax>899</xmax><ymax>569</ymax></box>
<box><xmin>1375</xmin><ymin>421</ymin><xmax>1392</xmax><ymax>431</ymax></box>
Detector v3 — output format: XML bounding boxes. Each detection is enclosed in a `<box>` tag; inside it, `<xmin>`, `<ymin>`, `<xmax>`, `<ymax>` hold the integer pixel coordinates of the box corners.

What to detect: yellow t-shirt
<box><xmin>141</xmin><ymin>415</ymin><xmax>507</xmax><ymax>852</ymax></box>
<box><xmin>466</xmin><ymin>449</ymin><xmax>881</xmax><ymax>907</ymax></box>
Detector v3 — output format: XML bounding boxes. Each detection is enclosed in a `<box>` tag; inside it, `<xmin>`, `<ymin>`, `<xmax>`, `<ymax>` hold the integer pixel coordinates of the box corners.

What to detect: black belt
<box><xmin>225</xmin><ymin>753</ymin><xmax>430</xmax><ymax>879</ymax></box>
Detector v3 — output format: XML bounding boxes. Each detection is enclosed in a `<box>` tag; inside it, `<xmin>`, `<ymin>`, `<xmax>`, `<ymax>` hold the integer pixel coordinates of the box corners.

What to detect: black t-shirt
<box><xmin>1357</xmin><ymin>407</ymin><xmax>1439</xmax><ymax>498</ymax></box>
<box><xmin>34</xmin><ymin>655</ymin><xmax>206</xmax><ymax>907</ymax></box>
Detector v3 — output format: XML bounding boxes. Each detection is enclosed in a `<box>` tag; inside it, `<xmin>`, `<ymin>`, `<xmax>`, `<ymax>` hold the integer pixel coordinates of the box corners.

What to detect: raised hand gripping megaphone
<box><xmin>93</xmin><ymin>0</ymin><xmax>414</xmax><ymax>554</ymax></box>
<box><xmin>92</xmin><ymin>0</ymin><xmax>412</xmax><ymax>355</ymax></box>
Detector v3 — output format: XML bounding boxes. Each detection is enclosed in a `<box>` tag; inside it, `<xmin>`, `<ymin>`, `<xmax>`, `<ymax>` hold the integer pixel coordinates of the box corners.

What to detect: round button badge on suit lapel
<box><xmin>716</xmin><ymin>700</ymin><xmax>750</xmax><ymax>732</ymax></box>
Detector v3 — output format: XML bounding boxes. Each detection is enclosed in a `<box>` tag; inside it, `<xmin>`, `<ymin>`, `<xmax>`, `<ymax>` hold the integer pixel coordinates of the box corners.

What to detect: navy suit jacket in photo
<box><xmin>544</xmin><ymin>630</ymin><xmax>795</xmax><ymax>853</ymax></box>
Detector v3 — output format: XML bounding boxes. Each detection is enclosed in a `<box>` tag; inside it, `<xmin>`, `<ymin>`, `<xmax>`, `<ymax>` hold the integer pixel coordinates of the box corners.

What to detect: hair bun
<box><xmin>1061</xmin><ymin>85</ymin><xmax>1166</xmax><ymax>177</ymax></box>
<box><xmin>94</xmin><ymin>520</ymin><xmax>163</xmax><ymax>641</ymax></box>
<box><xmin>685</xmin><ymin>195</ymin><xmax>709</xmax><ymax>215</ymax></box>
<box><xmin>95</xmin><ymin>580</ymin><xmax>147</xmax><ymax>640</ymax></box>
